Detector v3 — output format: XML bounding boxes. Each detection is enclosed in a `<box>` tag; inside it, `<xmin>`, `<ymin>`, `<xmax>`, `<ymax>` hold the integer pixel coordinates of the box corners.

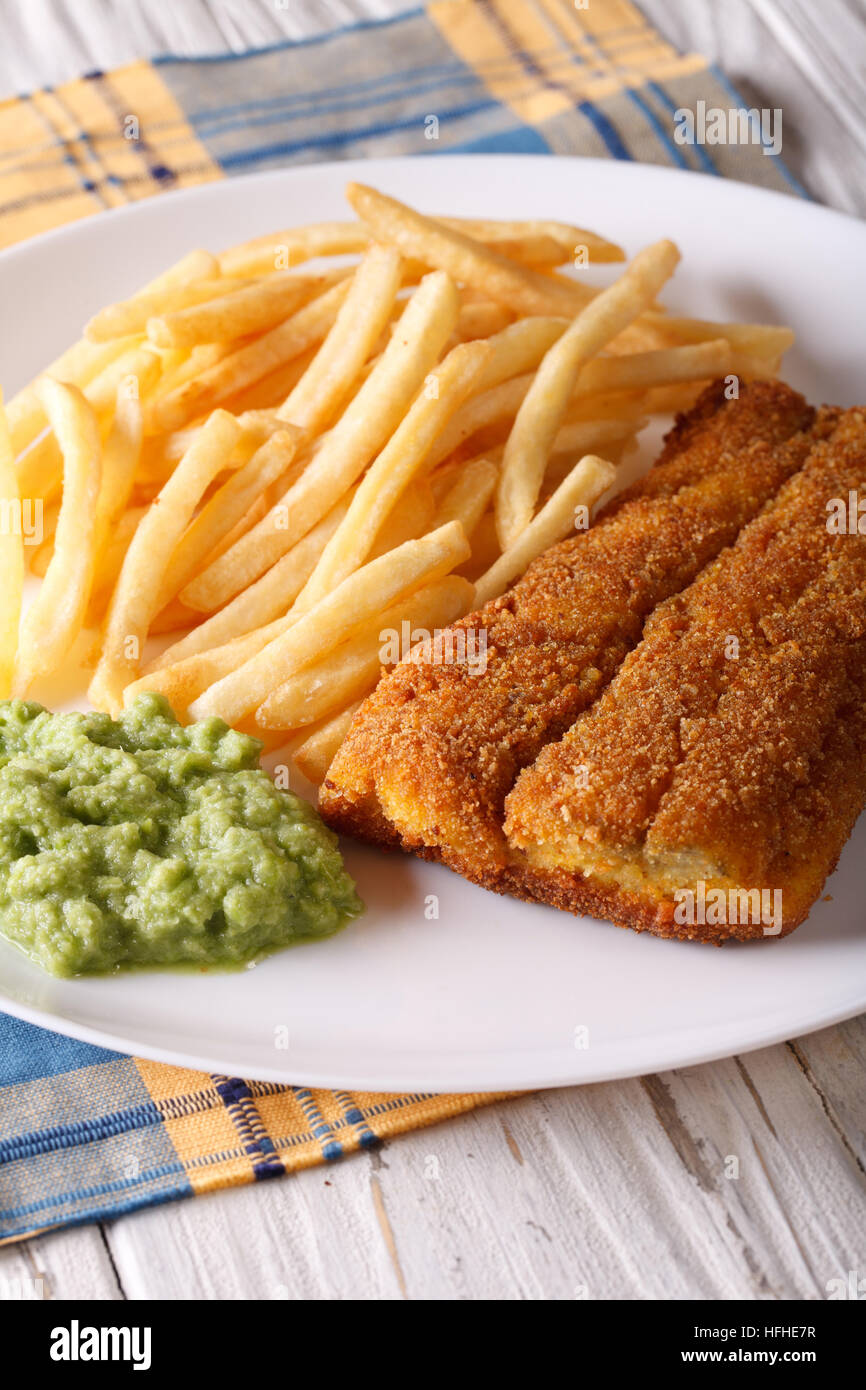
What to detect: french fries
<box><xmin>293</xmin><ymin>703</ymin><xmax>363</xmax><ymax>786</ymax></box>
<box><xmin>346</xmin><ymin>184</ymin><xmax>593</xmax><ymax>318</ymax></box>
<box><xmin>14</xmin><ymin>382</ymin><xmax>102</xmax><ymax>694</ymax></box>
<box><xmin>149</xmin><ymin>278</ymin><xmax>352</xmax><ymax>433</ymax></box>
<box><xmin>295</xmin><ymin>338</ymin><xmax>490</xmax><ymax>608</ymax></box>
<box><xmin>189</xmin><ymin>521</ymin><xmax>470</xmax><ymax>725</ymax></box>
<box><xmin>2</xmin><ymin>181</ymin><xmax>796</xmax><ymax>787</ymax></box>
<box><xmin>89</xmin><ymin>410</ymin><xmax>242</xmax><ymax>713</ymax></box>
<box><xmin>256</xmin><ymin>576</ymin><xmax>473</xmax><ymax>731</ymax></box>
<box><xmin>277</xmin><ymin>244</ymin><xmax>403</xmax><ymax>433</ymax></box>
<box><xmin>145</xmin><ymin>269</ymin><xmax>351</xmax><ymax>349</ymax></box>
<box><xmin>0</xmin><ymin>393</ymin><xmax>24</xmax><ymax>698</ymax></box>
<box><xmin>183</xmin><ymin>269</ymin><xmax>459</xmax><ymax>611</ymax></box>
<box><xmin>476</xmin><ymin>455</ymin><xmax>616</xmax><ymax>607</ymax></box>
<box><xmin>496</xmin><ymin>239</ymin><xmax>680</xmax><ymax>547</ymax></box>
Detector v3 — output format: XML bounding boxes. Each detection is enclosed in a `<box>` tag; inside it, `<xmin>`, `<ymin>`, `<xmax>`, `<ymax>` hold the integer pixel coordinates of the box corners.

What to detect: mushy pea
<box><xmin>0</xmin><ymin>694</ymin><xmax>362</xmax><ymax>977</ymax></box>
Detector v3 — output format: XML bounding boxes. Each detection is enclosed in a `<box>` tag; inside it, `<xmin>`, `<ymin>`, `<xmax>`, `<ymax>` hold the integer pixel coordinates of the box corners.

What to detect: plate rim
<box><xmin>1</xmin><ymin>153</ymin><xmax>864</xmax><ymax>1089</ymax></box>
<box><xmin>2</xmin><ymin>152</ymin><xmax>865</xmax><ymax>276</ymax></box>
<box><xmin>1</xmin><ymin>985</ymin><xmax>863</xmax><ymax>1092</ymax></box>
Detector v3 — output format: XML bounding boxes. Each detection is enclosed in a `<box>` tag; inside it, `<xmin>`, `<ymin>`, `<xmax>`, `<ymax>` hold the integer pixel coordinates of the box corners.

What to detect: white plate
<box><xmin>1</xmin><ymin>156</ymin><xmax>865</xmax><ymax>1092</ymax></box>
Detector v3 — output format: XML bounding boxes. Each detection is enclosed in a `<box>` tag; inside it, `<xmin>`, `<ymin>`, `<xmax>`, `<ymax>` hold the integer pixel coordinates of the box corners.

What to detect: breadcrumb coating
<box><xmin>507</xmin><ymin>408</ymin><xmax>866</xmax><ymax>940</ymax></box>
<box><xmin>320</xmin><ymin>380</ymin><xmax>816</xmax><ymax>889</ymax></box>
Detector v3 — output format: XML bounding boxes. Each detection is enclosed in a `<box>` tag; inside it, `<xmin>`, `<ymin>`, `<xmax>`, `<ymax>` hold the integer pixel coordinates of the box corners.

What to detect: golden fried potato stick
<box><xmin>89</xmin><ymin>410</ymin><xmax>242</xmax><ymax>713</ymax></box>
<box><xmin>0</xmin><ymin>392</ymin><xmax>24</xmax><ymax>697</ymax></box>
<box><xmin>346</xmin><ymin>183</ymin><xmax>593</xmax><ymax>318</ymax></box>
<box><xmin>496</xmin><ymin>239</ymin><xmax>680</xmax><ymax>547</ymax></box>
<box><xmin>442</xmin><ymin>216</ymin><xmax>625</xmax><ymax>265</ymax></box>
<box><xmin>277</xmin><ymin>244</ymin><xmax>403</xmax><ymax>433</ymax></box>
<box><xmin>293</xmin><ymin>702</ymin><xmax>363</xmax><ymax>787</ymax></box>
<box><xmin>475</xmin><ymin>455</ymin><xmax>616</xmax><ymax>607</ymax></box>
<box><xmin>219</xmin><ymin>221</ymin><xmax>370</xmax><ymax>276</ymax></box>
<box><xmin>14</xmin><ymin>382</ymin><xmax>102</xmax><ymax>694</ymax></box>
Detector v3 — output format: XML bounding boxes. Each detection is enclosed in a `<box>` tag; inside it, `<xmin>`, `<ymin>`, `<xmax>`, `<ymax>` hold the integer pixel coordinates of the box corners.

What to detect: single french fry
<box><xmin>431</xmin><ymin>456</ymin><xmax>498</xmax><ymax>537</ymax></box>
<box><xmin>85</xmin><ymin>506</ymin><xmax>145</xmax><ymax>626</ymax></box>
<box><xmin>156</xmin><ymin>427</ymin><xmax>301</xmax><ymax>609</ymax></box>
<box><xmin>640</xmin><ymin>311</ymin><xmax>795</xmax><ymax>359</ymax></box>
<box><xmin>189</xmin><ymin>521</ymin><xmax>470</xmax><ymax>725</ymax></box>
<box><xmin>293</xmin><ymin>702</ymin><xmax>362</xmax><ymax>786</ymax></box>
<box><xmin>148</xmin><ymin>278</ymin><xmax>352</xmax><ymax>434</ymax></box>
<box><xmin>444</xmin><ymin>216</ymin><xmax>625</xmax><ymax>265</ymax></box>
<box><xmin>496</xmin><ymin>239</ymin><xmax>680</xmax><ymax>546</ymax></box>
<box><xmin>0</xmin><ymin>394</ymin><xmax>24</xmax><ymax>696</ymax></box>
<box><xmin>477</xmin><ymin>455</ymin><xmax>616</xmax><ymax>607</ymax></box>
<box><xmin>257</xmin><ymin>575</ymin><xmax>473</xmax><ymax>731</ymax></box>
<box><xmin>219</xmin><ymin>221</ymin><xmax>370</xmax><ymax>276</ymax></box>
<box><xmin>13</xmin><ymin>382</ymin><xmax>102</xmax><ymax>693</ymax></box>
<box><xmin>572</xmin><ymin>339</ymin><xmax>732</xmax><ymax>399</ymax></box>
<box><xmin>92</xmin><ymin>382</ymin><xmax>144</xmax><ymax>560</ymax></box>
<box><xmin>452</xmin><ymin>301</ymin><xmax>513</xmax><ymax>342</ymax></box>
<box><xmin>182</xmin><ymin>270</ymin><xmax>459</xmax><ymax>613</ymax></box>
<box><xmin>346</xmin><ymin>183</ymin><xmax>592</xmax><ymax>318</ymax></box>
<box><xmin>278</xmin><ymin>244</ymin><xmax>403</xmax><ymax>433</ymax></box>
<box><xmin>296</xmin><ymin>338</ymin><xmax>490</xmax><ymax>609</ymax></box>
<box><xmin>146</xmin><ymin>268</ymin><xmax>352</xmax><ymax>348</ymax></box>
<box><xmin>89</xmin><ymin>410</ymin><xmax>243</xmax><ymax>713</ymax></box>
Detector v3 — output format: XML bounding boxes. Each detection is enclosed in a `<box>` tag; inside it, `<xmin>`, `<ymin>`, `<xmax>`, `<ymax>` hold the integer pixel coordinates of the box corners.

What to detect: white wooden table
<box><xmin>1</xmin><ymin>0</ymin><xmax>864</xmax><ymax>1301</ymax></box>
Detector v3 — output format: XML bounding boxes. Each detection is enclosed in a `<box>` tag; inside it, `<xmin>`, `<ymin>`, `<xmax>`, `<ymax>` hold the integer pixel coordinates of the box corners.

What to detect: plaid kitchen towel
<box><xmin>0</xmin><ymin>0</ymin><xmax>808</xmax><ymax>1244</ymax></box>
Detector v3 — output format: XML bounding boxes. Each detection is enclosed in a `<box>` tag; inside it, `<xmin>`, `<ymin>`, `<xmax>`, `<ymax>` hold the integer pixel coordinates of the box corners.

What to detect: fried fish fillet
<box><xmin>505</xmin><ymin>407</ymin><xmax>866</xmax><ymax>941</ymax></box>
<box><xmin>320</xmin><ymin>380</ymin><xmax>816</xmax><ymax>888</ymax></box>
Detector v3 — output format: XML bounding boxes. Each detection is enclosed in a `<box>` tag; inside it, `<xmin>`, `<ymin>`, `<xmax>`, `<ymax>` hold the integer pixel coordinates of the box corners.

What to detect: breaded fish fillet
<box><xmin>505</xmin><ymin>407</ymin><xmax>866</xmax><ymax>941</ymax></box>
<box><xmin>320</xmin><ymin>380</ymin><xmax>815</xmax><ymax>889</ymax></box>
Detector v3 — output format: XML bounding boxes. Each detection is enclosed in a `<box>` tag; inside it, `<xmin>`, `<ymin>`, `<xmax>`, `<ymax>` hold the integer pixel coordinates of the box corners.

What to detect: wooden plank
<box><xmin>0</xmin><ymin>1225</ymin><xmax>123</xmax><ymax>1301</ymax></box>
<box><xmin>85</xmin><ymin>1032</ymin><xmax>865</xmax><ymax>1300</ymax></box>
